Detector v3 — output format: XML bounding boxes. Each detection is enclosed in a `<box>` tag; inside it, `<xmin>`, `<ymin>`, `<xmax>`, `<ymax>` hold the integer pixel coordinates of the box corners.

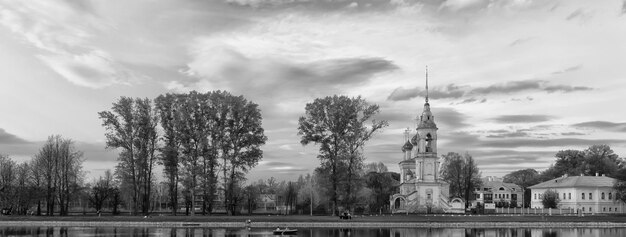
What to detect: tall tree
<box><xmin>542</xmin><ymin>145</ymin><xmax>622</xmax><ymax>180</ymax></box>
<box><xmin>298</xmin><ymin>95</ymin><xmax>387</xmax><ymax>215</ymax></box>
<box><xmin>216</xmin><ymin>91</ymin><xmax>267</xmax><ymax>215</ymax></box>
<box><xmin>99</xmin><ymin>97</ymin><xmax>159</xmax><ymax>215</ymax></box>
<box><xmin>440</xmin><ymin>152</ymin><xmax>482</xmax><ymax>208</ymax></box>
<box><xmin>155</xmin><ymin>93</ymin><xmax>183</xmax><ymax>215</ymax></box>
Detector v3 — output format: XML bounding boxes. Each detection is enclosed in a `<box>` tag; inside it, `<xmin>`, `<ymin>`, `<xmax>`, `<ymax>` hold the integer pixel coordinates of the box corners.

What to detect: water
<box><xmin>0</xmin><ymin>226</ymin><xmax>625</xmax><ymax>237</ymax></box>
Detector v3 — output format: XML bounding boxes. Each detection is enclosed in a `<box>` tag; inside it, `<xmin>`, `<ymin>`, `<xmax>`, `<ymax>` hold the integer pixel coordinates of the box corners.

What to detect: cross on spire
<box><xmin>425</xmin><ymin>65</ymin><xmax>429</xmax><ymax>103</ymax></box>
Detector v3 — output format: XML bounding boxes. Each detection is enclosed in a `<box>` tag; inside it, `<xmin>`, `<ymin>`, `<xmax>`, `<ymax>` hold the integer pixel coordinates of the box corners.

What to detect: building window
<box><xmin>568</xmin><ymin>193</ymin><xmax>571</xmax><ymax>199</ymax></box>
<box><xmin>506</xmin><ymin>194</ymin><xmax>509</xmax><ymax>199</ymax></box>
<box><xmin>563</xmin><ymin>193</ymin><xmax>566</xmax><ymax>200</ymax></box>
<box><xmin>589</xmin><ymin>193</ymin><xmax>592</xmax><ymax>200</ymax></box>
<box><xmin>582</xmin><ymin>193</ymin><xmax>585</xmax><ymax>200</ymax></box>
<box><xmin>604</xmin><ymin>207</ymin><xmax>606</xmax><ymax>212</ymax></box>
<box><xmin>602</xmin><ymin>192</ymin><xmax>605</xmax><ymax>200</ymax></box>
<box><xmin>534</xmin><ymin>193</ymin><xmax>537</xmax><ymax>200</ymax></box>
<box><xmin>610</xmin><ymin>207</ymin><xmax>612</xmax><ymax>211</ymax></box>
<box><xmin>609</xmin><ymin>193</ymin><xmax>612</xmax><ymax>200</ymax></box>
<box><xmin>582</xmin><ymin>207</ymin><xmax>585</xmax><ymax>211</ymax></box>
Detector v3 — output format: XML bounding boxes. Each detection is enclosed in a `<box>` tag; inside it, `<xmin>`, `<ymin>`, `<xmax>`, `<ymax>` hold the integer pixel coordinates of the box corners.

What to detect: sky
<box><xmin>1</xmin><ymin>0</ymin><xmax>626</xmax><ymax>183</ymax></box>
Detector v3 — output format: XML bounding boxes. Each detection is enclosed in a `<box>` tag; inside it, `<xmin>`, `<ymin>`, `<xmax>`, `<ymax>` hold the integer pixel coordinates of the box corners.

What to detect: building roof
<box><xmin>480</xmin><ymin>180</ymin><xmax>521</xmax><ymax>192</ymax></box>
<box><xmin>528</xmin><ymin>175</ymin><xmax>617</xmax><ymax>189</ymax></box>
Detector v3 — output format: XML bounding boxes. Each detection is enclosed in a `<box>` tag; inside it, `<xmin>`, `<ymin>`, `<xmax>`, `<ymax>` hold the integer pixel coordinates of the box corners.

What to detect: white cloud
<box><xmin>0</xmin><ymin>1</ymin><xmax>142</xmax><ymax>88</ymax></box>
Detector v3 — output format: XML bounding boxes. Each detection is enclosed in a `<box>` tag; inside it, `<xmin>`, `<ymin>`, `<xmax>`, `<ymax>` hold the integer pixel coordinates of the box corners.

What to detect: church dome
<box><xmin>402</xmin><ymin>140</ymin><xmax>413</xmax><ymax>151</ymax></box>
<box><xmin>410</xmin><ymin>134</ymin><xmax>419</xmax><ymax>145</ymax></box>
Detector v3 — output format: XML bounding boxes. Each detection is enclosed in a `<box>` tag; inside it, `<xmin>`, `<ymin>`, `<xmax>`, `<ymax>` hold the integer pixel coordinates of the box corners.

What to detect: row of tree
<box><xmin>502</xmin><ymin>144</ymin><xmax>625</xmax><ymax>207</ymax></box>
<box><xmin>98</xmin><ymin>91</ymin><xmax>267</xmax><ymax>215</ymax></box>
<box><xmin>0</xmin><ymin>136</ymin><xmax>84</xmax><ymax>215</ymax></box>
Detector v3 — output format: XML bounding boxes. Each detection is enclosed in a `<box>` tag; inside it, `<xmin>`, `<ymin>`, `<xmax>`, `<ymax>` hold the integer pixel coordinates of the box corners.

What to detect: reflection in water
<box><xmin>0</xmin><ymin>226</ymin><xmax>625</xmax><ymax>237</ymax></box>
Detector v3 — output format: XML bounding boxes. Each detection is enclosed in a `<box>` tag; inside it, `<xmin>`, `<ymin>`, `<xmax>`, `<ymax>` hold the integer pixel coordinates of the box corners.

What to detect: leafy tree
<box><xmin>214</xmin><ymin>91</ymin><xmax>267</xmax><ymax>215</ymax></box>
<box><xmin>364</xmin><ymin>162</ymin><xmax>388</xmax><ymax>173</ymax></box>
<box><xmin>542</xmin><ymin>145</ymin><xmax>622</xmax><ymax>180</ymax></box>
<box><xmin>541</xmin><ymin>190</ymin><xmax>560</xmax><ymax>208</ymax></box>
<box><xmin>99</xmin><ymin>97</ymin><xmax>159</xmax><ymax>215</ymax></box>
<box><xmin>503</xmin><ymin>169</ymin><xmax>540</xmax><ymax>207</ymax></box>
<box><xmin>364</xmin><ymin>168</ymin><xmax>399</xmax><ymax>214</ymax></box>
<box><xmin>154</xmin><ymin>93</ymin><xmax>183</xmax><ymax>215</ymax></box>
<box><xmin>298</xmin><ymin>95</ymin><xmax>387</xmax><ymax>215</ymax></box>
<box><xmin>440</xmin><ymin>152</ymin><xmax>482</xmax><ymax>208</ymax></box>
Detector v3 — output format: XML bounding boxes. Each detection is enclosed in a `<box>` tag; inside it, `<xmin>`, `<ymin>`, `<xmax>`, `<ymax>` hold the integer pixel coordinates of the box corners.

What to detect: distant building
<box><xmin>473</xmin><ymin>176</ymin><xmax>523</xmax><ymax>207</ymax></box>
<box><xmin>390</xmin><ymin>71</ymin><xmax>453</xmax><ymax>213</ymax></box>
<box><xmin>529</xmin><ymin>174</ymin><xmax>625</xmax><ymax>214</ymax></box>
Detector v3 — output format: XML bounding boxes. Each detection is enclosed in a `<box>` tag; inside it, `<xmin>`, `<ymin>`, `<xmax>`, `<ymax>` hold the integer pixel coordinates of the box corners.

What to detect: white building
<box><xmin>474</xmin><ymin>177</ymin><xmax>523</xmax><ymax>207</ymax></box>
<box><xmin>529</xmin><ymin>174</ymin><xmax>625</xmax><ymax>214</ymax></box>
<box><xmin>390</xmin><ymin>72</ymin><xmax>451</xmax><ymax>213</ymax></box>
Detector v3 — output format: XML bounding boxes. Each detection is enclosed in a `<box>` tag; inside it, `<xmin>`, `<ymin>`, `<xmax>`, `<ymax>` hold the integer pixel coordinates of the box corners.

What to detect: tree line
<box><xmin>502</xmin><ymin>144</ymin><xmax>625</xmax><ymax>208</ymax></box>
<box><xmin>98</xmin><ymin>91</ymin><xmax>267</xmax><ymax>215</ymax></box>
<box><xmin>0</xmin><ymin>136</ymin><xmax>84</xmax><ymax>215</ymax></box>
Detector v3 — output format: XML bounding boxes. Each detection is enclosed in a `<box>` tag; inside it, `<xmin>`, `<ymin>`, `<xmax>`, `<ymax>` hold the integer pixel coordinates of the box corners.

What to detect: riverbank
<box><xmin>2</xmin><ymin>214</ymin><xmax>626</xmax><ymax>228</ymax></box>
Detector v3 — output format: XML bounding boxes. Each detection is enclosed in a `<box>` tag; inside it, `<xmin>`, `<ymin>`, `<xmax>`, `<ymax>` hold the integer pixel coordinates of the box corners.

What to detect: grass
<box><xmin>2</xmin><ymin>214</ymin><xmax>626</xmax><ymax>223</ymax></box>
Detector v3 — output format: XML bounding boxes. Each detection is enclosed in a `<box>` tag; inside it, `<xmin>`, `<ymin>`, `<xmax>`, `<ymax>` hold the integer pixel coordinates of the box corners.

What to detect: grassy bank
<box><xmin>2</xmin><ymin>214</ymin><xmax>626</xmax><ymax>223</ymax></box>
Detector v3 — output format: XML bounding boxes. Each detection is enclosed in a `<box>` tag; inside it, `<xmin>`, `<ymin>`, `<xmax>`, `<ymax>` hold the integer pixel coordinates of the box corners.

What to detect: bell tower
<box><xmin>415</xmin><ymin>66</ymin><xmax>439</xmax><ymax>182</ymax></box>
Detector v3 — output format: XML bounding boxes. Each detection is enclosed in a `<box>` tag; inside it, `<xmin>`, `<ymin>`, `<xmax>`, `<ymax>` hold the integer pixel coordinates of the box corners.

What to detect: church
<box><xmin>390</xmin><ymin>71</ymin><xmax>460</xmax><ymax>213</ymax></box>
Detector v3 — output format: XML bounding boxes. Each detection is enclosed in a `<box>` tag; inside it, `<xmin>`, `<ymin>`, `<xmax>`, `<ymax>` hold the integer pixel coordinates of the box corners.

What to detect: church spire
<box><xmin>425</xmin><ymin>65</ymin><xmax>429</xmax><ymax>103</ymax></box>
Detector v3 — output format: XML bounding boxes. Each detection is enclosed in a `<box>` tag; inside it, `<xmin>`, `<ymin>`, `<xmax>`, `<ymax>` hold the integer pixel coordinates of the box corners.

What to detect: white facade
<box><xmin>390</xmin><ymin>77</ymin><xmax>451</xmax><ymax>213</ymax></box>
<box><xmin>529</xmin><ymin>175</ymin><xmax>625</xmax><ymax>214</ymax></box>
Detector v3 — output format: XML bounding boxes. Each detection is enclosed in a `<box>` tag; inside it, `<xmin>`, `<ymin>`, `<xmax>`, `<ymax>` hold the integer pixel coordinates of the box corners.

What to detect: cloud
<box><xmin>470</xmin><ymin>80</ymin><xmax>592</xmax><ymax>95</ymax></box>
<box><xmin>481</xmin><ymin>138</ymin><xmax>626</xmax><ymax>148</ymax></box>
<box><xmin>493</xmin><ymin>115</ymin><xmax>554</xmax><ymax>123</ymax></box>
<box><xmin>0</xmin><ymin>1</ymin><xmax>144</xmax><ymax>88</ymax></box>
<box><xmin>388</xmin><ymin>80</ymin><xmax>592</xmax><ymax>101</ymax></box>
<box><xmin>566</xmin><ymin>8</ymin><xmax>592</xmax><ymax>22</ymax></box>
<box><xmin>223</xmin><ymin>0</ymin><xmax>398</xmax><ymax>10</ymax></box>
<box><xmin>622</xmin><ymin>0</ymin><xmax>626</xmax><ymax>15</ymax></box>
<box><xmin>485</xmin><ymin>131</ymin><xmax>530</xmax><ymax>138</ymax></box>
<box><xmin>183</xmin><ymin>46</ymin><xmax>398</xmax><ymax>100</ymax></box>
<box><xmin>387</xmin><ymin>84</ymin><xmax>465</xmax><ymax>101</ymax></box>
<box><xmin>551</xmin><ymin>65</ymin><xmax>582</xmax><ymax>75</ymax></box>
<box><xmin>509</xmin><ymin>37</ymin><xmax>534</xmax><ymax>47</ymax></box>
<box><xmin>0</xmin><ymin>128</ymin><xmax>31</xmax><ymax>145</ymax></box>
<box><xmin>561</xmin><ymin>132</ymin><xmax>586</xmax><ymax>136</ymax></box>
<box><xmin>572</xmin><ymin>121</ymin><xmax>626</xmax><ymax>132</ymax></box>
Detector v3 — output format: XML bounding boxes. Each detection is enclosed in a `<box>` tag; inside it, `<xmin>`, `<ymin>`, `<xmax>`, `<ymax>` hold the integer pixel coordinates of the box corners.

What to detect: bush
<box><xmin>542</xmin><ymin>190</ymin><xmax>560</xmax><ymax>208</ymax></box>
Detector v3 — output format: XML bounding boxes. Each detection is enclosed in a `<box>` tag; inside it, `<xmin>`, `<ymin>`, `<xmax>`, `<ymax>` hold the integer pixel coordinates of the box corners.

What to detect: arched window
<box><xmin>602</xmin><ymin>192</ymin><xmax>605</xmax><ymax>200</ymax></box>
<box><xmin>582</xmin><ymin>193</ymin><xmax>585</xmax><ymax>199</ymax></box>
<box><xmin>589</xmin><ymin>193</ymin><xmax>592</xmax><ymax>200</ymax></box>
<box><xmin>609</xmin><ymin>193</ymin><xmax>613</xmax><ymax>200</ymax></box>
<box><xmin>425</xmin><ymin>133</ymin><xmax>432</xmax><ymax>152</ymax></box>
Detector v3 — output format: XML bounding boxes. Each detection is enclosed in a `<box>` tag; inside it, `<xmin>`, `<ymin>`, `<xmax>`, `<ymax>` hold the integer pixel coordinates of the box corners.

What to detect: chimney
<box><xmin>596</xmin><ymin>172</ymin><xmax>599</xmax><ymax>177</ymax></box>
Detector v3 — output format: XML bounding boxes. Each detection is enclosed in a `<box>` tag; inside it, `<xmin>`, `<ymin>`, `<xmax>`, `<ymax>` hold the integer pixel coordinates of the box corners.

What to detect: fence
<box><xmin>493</xmin><ymin>207</ymin><xmax>587</xmax><ymax>215</ymax></box>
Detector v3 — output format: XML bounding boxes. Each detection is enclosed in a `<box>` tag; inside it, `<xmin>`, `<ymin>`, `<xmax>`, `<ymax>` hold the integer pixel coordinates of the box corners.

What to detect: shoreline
<box><xmin>1</xmin><ymin>221</ymin><xmax>626</xmax><ymax>228</ymax></box>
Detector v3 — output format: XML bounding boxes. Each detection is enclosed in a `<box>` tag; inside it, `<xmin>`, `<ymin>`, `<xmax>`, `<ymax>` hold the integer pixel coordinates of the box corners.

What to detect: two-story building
<box><xmin>473</xmin><ymin>177</ymin><xmax>523</xmax><ymax>207</ymax></box>
<box><xmin>529</xmin><ymin>174</ymin><xmax>625</xmax><ymax>214</ymax></box>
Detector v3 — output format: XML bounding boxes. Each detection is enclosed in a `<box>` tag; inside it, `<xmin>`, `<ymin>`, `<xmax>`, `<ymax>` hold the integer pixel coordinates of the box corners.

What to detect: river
<box><xmin>1</xmin><ymin>226</ymin><xmax>625</xmax><ymax>236</ymax></box>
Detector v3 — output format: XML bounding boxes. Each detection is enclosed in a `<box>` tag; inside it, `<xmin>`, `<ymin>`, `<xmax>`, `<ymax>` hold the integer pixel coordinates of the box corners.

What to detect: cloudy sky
<box><xmin>1</xmin><ymin>0</ymin><xmax>625</xmax><ymax>182</ymax></box>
